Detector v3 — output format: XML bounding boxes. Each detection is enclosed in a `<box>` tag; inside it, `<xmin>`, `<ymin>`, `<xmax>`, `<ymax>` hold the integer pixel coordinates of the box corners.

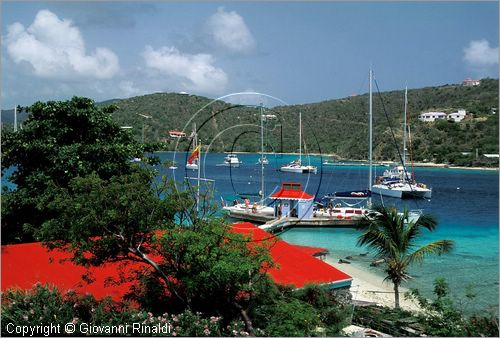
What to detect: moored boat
<box><xmin>279</xmin><ymin>111</ymin><xmax>317</xmax><ymax>174</ymax></box>
<box><xmin>371</xmin><ymin>88</ymin><xmax>432</xmax><ymax>199</ymax></box>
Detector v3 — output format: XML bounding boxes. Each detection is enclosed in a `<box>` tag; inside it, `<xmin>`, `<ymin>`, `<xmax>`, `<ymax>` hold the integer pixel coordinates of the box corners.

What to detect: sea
<box><xmin>2</xmin><ymin>151</ymin><xmax>498</xmax><ymax>313</ymax></box>
<box><xmin>159</xmin><ymin>151</ymin><xmax>499</xmax><ymax>314</ymax></box>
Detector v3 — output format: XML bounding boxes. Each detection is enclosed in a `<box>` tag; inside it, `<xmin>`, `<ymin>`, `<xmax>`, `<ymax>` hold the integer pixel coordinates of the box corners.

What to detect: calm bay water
<box><xmin>159</xmin><ymin>151</ymin><xmax>499</xmax><ymax>312</ymax></box>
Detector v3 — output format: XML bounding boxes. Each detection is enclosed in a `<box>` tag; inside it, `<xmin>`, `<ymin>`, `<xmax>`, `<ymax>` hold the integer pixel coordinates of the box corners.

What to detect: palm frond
<box><xmin>404</xmin><ymin>240</ymin><xmax>455</xmax><ymax>266</ymax></box>
<box><xmin>415</xmin><ymin>213</ymin><xmax>438</xmax><ymax>231</ymax></box>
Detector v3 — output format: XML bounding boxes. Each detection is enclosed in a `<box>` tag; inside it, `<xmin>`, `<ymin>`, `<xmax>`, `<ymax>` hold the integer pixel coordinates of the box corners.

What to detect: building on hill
<box><xmin>419</xmin><ymin>110</ymin><xmax>467</xmax><ymax>123</ymax></box>
<box><xmin>418</xmin><ymin>111</ymin><xmax>447</xmax><ymax>122</ymax></box>
<box><xmin>447</xmin><ymin>109</ymin><xmax>467</xmax><ymax>122</ymax></box>
<box><xmin>1</xmin><ymin>223</ymin><xmax>352</xmax><ymax>300</ymax></box>
<box><xmin>462</xmin><ymin>78</ymin><xmax>481</xmax><ymax>86</ymax></box>
<box><xmin>168</xmin><ymin>130</ymin><xmax>186</xmax><ymax>138</ymax></box>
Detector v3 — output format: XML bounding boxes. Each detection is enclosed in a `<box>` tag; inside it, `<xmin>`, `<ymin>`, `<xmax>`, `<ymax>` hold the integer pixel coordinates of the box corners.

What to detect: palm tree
<box><xmin>357</xmin><ymin>205</ymin><xmax>454</xmax><ymax>309</ymax></box>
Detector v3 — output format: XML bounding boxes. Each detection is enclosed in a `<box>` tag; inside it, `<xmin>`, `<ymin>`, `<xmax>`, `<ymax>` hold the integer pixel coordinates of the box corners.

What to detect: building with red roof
<box><xmin>1</xmin><ymin>223</ymin><xmax>351</xmax><ymax>300</ymax></box>
<box><xmin>270</xmin><ymin>182</ymin><xmax>315</xmax><ymax>219</ymax></box>
<box><xmin>232</xmin><ymin>222</ymin><xmax>352</xmax><ymax>289</ymax></box>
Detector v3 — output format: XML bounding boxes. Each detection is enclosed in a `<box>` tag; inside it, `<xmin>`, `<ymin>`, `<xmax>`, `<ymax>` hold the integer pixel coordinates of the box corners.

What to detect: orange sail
<box><xmin>187</xmin><ymin>145</ymin><xmax>201</xmax><ymax>164</ymax></box>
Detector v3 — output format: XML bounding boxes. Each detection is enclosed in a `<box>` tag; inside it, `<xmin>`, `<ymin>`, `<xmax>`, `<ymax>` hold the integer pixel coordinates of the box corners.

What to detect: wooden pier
<box><xmin>226</xmin><ymin>211</ymin><xmax>363</xmax><ymax>233</ymax></box>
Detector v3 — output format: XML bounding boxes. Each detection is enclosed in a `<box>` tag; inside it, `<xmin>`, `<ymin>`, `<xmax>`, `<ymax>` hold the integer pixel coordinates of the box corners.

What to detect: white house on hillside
<box><xmin>418</xmin><ymin>112</ymin><xmax>447</xmax><ymax>122</ymax></box>
<box><xmin>463</xmin><ymin>78</ymin><xmax>481</xmax><ymax>86</ymax></box>
<box><xmin>447</xmin><ymin>109</ymin><xmax>467</xmax><ymax>122</ymax></box>
<box><xmin>419</xmin><ymin>110</ymin><xmax>467</xmax><ymax>122</ymax></box>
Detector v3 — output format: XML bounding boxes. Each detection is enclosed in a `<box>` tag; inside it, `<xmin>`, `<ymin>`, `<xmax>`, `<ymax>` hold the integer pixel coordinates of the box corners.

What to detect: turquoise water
<box><xmin>158</xmin><ymin>152</ymin><xmax>499</xmax><ymax>313</ymax></box>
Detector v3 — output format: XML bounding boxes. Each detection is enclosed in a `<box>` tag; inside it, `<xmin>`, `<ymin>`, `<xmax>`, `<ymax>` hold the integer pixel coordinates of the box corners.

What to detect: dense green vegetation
<box><xmin>1</xmin><ymin>97</ymin><xmax>147</xmax><ymax>243</ymax></box>
<box><xmin>3</xmin><ymin>79</ymin><xmax>497</xmax><ymax>165</ymax></box>
<box><xmin>99</xmin><ymin>78</ymin><xmax>498</xmax><ymax>166</ymax></box>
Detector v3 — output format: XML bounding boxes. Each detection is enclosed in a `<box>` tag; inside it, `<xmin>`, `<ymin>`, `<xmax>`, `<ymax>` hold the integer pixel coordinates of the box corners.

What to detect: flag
<box><xmin>187</xmin><ymin>145</ymin><xmax>201</xmax><ymax>164</ymax></box>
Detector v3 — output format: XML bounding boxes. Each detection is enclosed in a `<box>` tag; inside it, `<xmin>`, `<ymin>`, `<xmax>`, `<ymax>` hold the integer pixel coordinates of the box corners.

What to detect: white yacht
<box><xmin>257</xmin><ymin>156</ymin><xmax>269</xmax><ymax>165</ymax></box>
<box><xmin>222</xmin><ymin>198</ymin><xmax>274</xmax><ymax>216</ymax></box>
<box><xmin>280</xmin><ymin>111</ymin><xmax>317</xmax><ymax>174</ymax></box>
<box><xmin>280</xmin><ymin>159</ymin><xmax>317</xmax><ymax>174</ymax></box>
<box><xmin>371</xmin><ymin>88</ymin><xmax>432</xmax><ymax>199</ymax></box>
<box><xmin>222</xmin><ymin>154</ymin><xmax>242</xmax><ymax>167</ymax></box>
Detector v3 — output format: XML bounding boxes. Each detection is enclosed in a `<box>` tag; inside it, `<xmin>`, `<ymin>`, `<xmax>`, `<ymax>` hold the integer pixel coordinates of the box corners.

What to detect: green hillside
<box><xmin>105</xmin><ymin>79</ymin><xmax>498</xmax><ymax>166</ymax></box>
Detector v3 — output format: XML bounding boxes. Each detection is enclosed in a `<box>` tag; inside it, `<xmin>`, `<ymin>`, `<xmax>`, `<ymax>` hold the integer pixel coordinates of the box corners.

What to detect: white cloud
<box><xmin>206</xmin><ymin>7</ymin><xmax>256</xmax><ymax>54</ymax></box>
<box><xmin>142</xmin><ymin>45</ymin><xmax>228</xmax><ymax>94</ymax></box>
<box><xmin>463</xmin><ymin>39</ymin><xmax>499</xmax><ymax>76</ymax></box>
<box><xmin>5</xmin><ymin>9</ymin><xmax>119</xmax><ymax>80</ymax></box>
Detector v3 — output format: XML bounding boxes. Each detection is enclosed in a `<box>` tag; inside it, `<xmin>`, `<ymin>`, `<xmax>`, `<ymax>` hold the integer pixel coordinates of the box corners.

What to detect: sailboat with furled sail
<box><xmin>371</xmin><ymin>87</ymin><xmax>432</xmax><ymax>199</ymax></box>
<box><xmin>222</xmin><ymin>105</ymin><xmax>274</xmax><ymax>218</ymax></box>
<box><xmin>315</xmin><ymin>69</ymin><xmax>375</xmax><ymax>222</ymax></box>
<box><xmin>280</xmin><ymin>111</ymin><xmax>317</xmax><ymax>174</ymax></box>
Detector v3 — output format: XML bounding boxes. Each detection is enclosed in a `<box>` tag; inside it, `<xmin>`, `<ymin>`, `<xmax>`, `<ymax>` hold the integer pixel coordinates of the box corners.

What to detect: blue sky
<box><xmin>2</xmin><ymin>2</ymin><xmax>498</xmax><ymax>108</ymax></box>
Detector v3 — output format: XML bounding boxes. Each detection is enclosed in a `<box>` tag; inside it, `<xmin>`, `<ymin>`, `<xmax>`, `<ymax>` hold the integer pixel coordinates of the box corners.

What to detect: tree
<box><xmin>357</xmin><ymin>205</ymin><xmax>454</xmax><ymax>309</ymax></box>
<box><xmin>1</xmin><ymin>97</ymin><xmax>145</xmax><ymax>243</ymax></box>
<box><xmin>33</xmin><ymin>167</ymin><xmax>275</xmax><ymax>333</ymax></box>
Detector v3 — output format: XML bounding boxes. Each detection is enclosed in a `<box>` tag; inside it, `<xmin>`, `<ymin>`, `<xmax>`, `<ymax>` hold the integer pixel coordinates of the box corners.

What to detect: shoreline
<box><xmin>156</xmin><ymin>151</ymin><xmax>498</xmax><ymax>171</ymax></box>
<box><xmin>324</xmin><ymin>257</ymin><xmax>422</xmax><ymax>312</ymax></box>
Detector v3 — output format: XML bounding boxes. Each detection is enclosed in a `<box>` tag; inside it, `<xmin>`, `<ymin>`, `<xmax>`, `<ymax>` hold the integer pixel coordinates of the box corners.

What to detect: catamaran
<box><xmin>371</xmin><ymin>87</ymin><xmax>432</xmax><ymax>199</ymax></box>
<box><xmin>280</xmin><ymin>111</ymin><xmax>317</xmax><ymax>174</ymax></box>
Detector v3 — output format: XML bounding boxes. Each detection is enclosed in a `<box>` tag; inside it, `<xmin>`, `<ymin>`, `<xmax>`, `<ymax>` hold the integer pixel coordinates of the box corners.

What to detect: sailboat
<box><xmin>221</xmin><ymin>153</ymin><xmax>242</xmax><ymax>167</ymax></box>
<box><xmin>223</xmin><ymin>105</ymin><xmax>274</xmax><ymax>217</ymax></box>
<box><xmin>315</xmin><ymin>69</ymin><xmax>375</xmax><ymax>221</ymax></box>
<box><xmin>371</xmin><ymin>87</ymin><xmax>432</xmax><ymax>199</ymax></box>
<box><xmin>280</xmin><ymin>112</ymin><xmax>317</xmax><ymax>174</ymax></box>
<box><xmin>257</xmin><ymin>156</ymin><xmax>269</xmax><ymax>165</ymax></box>
<box><xmin>186</xmin><ymin>124</ymin><xmax>199</xmax><ymax>170</ymax></box>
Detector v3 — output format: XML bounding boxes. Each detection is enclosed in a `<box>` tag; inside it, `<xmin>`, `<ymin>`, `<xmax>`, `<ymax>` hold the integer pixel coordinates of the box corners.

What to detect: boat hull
<box><xmin>372</xmin><ymin>184</ymin><xmax>432</xmax><ymax>199</ymax></box>
<box><xmin>186</xmin><ymin>163</ymin><xmax>199</xmax><ymax>170</ymax></box>
<box><xmin>280</xmin><ymin>166</ymin><xmax>317</xmax><ymax>174</ymax></box>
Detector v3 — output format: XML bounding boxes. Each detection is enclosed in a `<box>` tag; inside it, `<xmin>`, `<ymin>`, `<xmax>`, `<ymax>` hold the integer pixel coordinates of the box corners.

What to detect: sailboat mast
<box><xmin>368</xmin><ymin>69</ymin><xmax>373</xmax><ymax>195</ymax></box>
<box><xmin>193</xmin><ymin>123</ymin><xmax>197</xmax><ymax>150</ymax></box>
<box><xmin>14</xmin><ymin>105</ymin><xmax>17</xmax><ymax>132</ymax></box>
<box><xmin>403</xmin><ymin>87</ymin><xmax>407</xmax><ymax>167</ymax></box>
<box><xmin>197</xmin><ymin>139</ymin><xmax>201</xmax><ymax>213</ymax></box>
<box><xmin>299</xmin><ymin>111</ymin><xmax>302</xmax><ymax>163</ymax></box>
<box><xmin>260</xmin><ymin>104</ymin><xmax>265</xmax><ymax>204</ymax></box>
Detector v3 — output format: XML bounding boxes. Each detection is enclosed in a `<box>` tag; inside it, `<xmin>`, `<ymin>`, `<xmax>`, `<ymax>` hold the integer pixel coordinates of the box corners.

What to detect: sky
<box><xmin>1</xmin><ymin>1</ymin><xmax>499</xmax><ymax>109</ymax></box>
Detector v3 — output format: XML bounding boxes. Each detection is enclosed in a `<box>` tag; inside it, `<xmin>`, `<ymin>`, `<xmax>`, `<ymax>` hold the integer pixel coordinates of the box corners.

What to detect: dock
<box><xmin>259</xmin><ymin>216</ymin><xmax>361</xmax><ymax>233</ymax></box>
<box><xmin>226</xmin><ymin>211</ymin><xmax>362</xmax><ymax>233</ymax></box>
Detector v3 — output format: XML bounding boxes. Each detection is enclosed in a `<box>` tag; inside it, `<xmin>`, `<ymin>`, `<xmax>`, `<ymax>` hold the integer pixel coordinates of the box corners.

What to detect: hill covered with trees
<box><xmin>4</xmin><ymin>78</ymin><xmax>497</xmax><ymax>166</ymax></box>
<box><xmin>104</xmin><ymin>78</ymin><xmax>498</xmax><ymax>167</ymax></box>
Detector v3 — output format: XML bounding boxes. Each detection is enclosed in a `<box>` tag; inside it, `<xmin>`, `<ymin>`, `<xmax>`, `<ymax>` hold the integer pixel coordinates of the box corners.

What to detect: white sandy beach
<box><xmin>325</xmin><ymin>258</ymin><xmax>422</xmax><ymax>312</ymax></box>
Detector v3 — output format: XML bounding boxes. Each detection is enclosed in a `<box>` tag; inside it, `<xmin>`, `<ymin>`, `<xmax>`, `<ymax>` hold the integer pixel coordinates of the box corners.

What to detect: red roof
<box><xmin>231</xmin><ymin>222</ymin><xmax>351</xmax><ymax>288</ymax></box>
<box><xmin>0</xmin><ymin>243</ymin><xmax>143</xmax><ymax>300</ymax></box>
<box><xmin>1</xmin><ymin>224</ymin><xmax>351</xmax><ymax>299</ymax></box>
<box><xmin>289</xmin><ymin>244</ymin><xmax>329</xmax><ymax>257</ymax></box>
<box><xmin>270</xmin><ymin>182</ymin><xmax>314</xmax><ymax>200</ymax></box>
